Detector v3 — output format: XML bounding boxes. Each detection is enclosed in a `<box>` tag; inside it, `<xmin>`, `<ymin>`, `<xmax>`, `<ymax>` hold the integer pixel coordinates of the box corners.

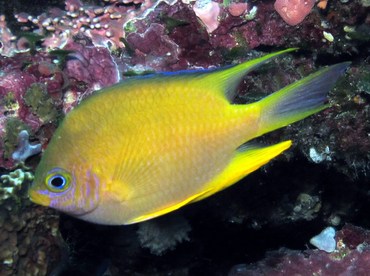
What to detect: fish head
<box><xmin>29</xmin><ymin>153</ymin><xmax>101</xmax><ymax>217</ymax></box>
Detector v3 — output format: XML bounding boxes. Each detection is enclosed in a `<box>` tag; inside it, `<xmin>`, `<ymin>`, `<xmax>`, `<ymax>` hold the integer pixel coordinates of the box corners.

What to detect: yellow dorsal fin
<box><xmin>199</xmin><ymin>48</ymin><xmax>297</xmax><ymax>102</ymax></box>
<box><xmin>191</xmin><ymin>140</ymin><xmax>292</xmax><ymax>202</ymax></box>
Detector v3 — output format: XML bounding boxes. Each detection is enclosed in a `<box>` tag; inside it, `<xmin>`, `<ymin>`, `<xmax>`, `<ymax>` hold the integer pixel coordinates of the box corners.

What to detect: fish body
<box><xmin>29</xmin><ymin>49</ymin><xmax>349</xmax><ymax>225</ymax></box>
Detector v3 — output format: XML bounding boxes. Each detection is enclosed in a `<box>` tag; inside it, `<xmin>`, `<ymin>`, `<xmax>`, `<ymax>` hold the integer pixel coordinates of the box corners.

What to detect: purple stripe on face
<box><xmin>86</xmin><ymin>170</ymin><xmax>93</xmax><ymax>210</ymax></box>
<box><xmin>71</xmin><ymin>169</ymin><xmax>101</xmax><ymax>215</ymax></box>
<box><xmin>38</xmin><ymin>189</ymin><xmax>53</xmax><ymax>196</ymax></box>
<box><xmin>44</xmin><ymin>167</ymin><xmax>101</xmax><ymax>216</ymax></box>
<box><xmin>92</xmin><ymin>173</ymin><xmax>100</xmax><ymax>204</ymax></box>
<box><xmin>85</xmin><ymin>170</ymin><xmax>100</xmax><ymax>212</ymax></box>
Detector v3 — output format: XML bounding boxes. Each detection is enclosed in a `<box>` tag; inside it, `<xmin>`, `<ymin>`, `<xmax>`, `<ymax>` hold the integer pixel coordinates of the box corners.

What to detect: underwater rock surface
<box><xmin>229</xmin><ymin>224</ymin><xmax>370</xmax><ymax>275</ymax></box>
<box><xmin>0</xmin><ymin>0</ymin><xmax>369</xmax><ymax>275</ymax></box>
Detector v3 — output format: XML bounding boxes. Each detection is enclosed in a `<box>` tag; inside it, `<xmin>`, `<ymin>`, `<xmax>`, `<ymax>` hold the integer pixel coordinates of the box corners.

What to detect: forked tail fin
<box><xmin>256</xmin><ymin>62</ymin><xmax>350</xmax><ymax>137</ymax></box>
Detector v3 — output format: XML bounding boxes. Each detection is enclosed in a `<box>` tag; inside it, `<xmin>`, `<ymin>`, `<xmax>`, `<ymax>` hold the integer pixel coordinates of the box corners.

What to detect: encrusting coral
<box><xmin>274</xmin><ymin>0</ymin><xmax>316</xmax><ymax>26</ymax></box>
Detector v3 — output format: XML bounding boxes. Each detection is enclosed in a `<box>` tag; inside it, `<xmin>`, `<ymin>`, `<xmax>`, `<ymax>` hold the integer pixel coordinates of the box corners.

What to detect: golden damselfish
<box><xmin>29</xmin><ymin>49</ymin><xmax>349</xmax><ymax>225</ymax></box>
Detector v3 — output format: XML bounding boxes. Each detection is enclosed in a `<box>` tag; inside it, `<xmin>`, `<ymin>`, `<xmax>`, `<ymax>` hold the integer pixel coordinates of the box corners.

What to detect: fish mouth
<box><xmin>28</xmin><ymin>187</ymin><xmax>51</xmax><ymax>207</ymax></box>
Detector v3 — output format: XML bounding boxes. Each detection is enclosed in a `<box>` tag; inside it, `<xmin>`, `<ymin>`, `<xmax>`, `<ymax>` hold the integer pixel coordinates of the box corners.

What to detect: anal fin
<box><xmin>192</xmin><ymin>140</ymin><xmax>292</xmax><ymax>202</ymax></box>
<box><xmin>126</xmin><ymin>188</ymin><xmax>212</xmax><ymax>224</ymax></box>
<box><xmin>126</xmin><ymin>141</ymin><xmax>291</xmax><ymax>224</ymax></box>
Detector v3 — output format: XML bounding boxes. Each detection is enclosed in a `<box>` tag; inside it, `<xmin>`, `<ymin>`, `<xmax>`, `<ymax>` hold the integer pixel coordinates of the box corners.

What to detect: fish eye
<box><xmin>45</xmin><ymin>168</ymin><xmax>72</xmax><ymax>192</ymax></box>
<box><xmin>48</xmin><ymin>175</ymin><xmax>66</xmax><ymax>189</ymax></box>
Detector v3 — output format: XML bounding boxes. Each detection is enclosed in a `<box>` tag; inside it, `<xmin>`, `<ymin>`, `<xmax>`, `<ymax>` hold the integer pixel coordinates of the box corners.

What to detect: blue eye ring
<box><xmin>48</xmin><ymin>175</ymin><xmax>66</xmax><ymax>189</ymax></box>
<box><xmin>45</xmin><ymin>168</ymin><xmax>72</xmax><ymax>192</ymax></box>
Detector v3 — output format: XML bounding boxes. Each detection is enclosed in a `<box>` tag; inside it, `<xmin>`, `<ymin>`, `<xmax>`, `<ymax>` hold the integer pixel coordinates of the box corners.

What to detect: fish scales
<box><xmin>89</xmin><ymin>80</ymin><xmax>251</xmax><ymax>221</ymax></box>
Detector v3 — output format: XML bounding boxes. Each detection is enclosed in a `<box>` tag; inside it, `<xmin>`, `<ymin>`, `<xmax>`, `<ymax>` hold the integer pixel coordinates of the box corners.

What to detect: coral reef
<box><xmin>0</xmin><ymin>168</ymin><xmax>65</xmax><ymax>275</ymax></box>
<box><xmin>0</xmin><ymin>39</ymin><xmax>119</xmax><ymax>169</ymax></box>
<box><xmin>3</xmin><ymin>0</ymin><xmax>177</xmax><ymax>53</ymax></box>
<box><xmin>63</xmin><ymin>40</ymin><xmax>120</xmax><ymax>95</ymax></box>
<box><xmin>0</xmin><ymin>0</ymin><xmax>369</xmax><ymax>275</ymax></box>
<box><xmin>125</xmin><ymin>23</ymin><xmax>180</xmax><ymax>71</ymax></box>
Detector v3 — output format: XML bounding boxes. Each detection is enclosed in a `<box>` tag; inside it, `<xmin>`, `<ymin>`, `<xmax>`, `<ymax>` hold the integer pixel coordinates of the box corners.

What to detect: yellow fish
<box><xmin>29</xmin><ymin>49</ymin><xmax>349</xmax><ymax>225</ymax></box>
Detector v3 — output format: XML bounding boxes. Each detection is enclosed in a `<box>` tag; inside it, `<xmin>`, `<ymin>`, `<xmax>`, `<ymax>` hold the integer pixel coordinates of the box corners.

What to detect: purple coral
<box><xmin>64</xmin><ymin>41</ymin><xmax>120</xmax><ymax>94</ymax></box>
<box><xmin>0</xmin><ymin>39</ymin><xmax>119</xmax><ymax>169</ymax></box>
<box><xmin>0</xmin><ymin>53</ymin><xmax>63</xmax><ymax>130</ymax></box>
<box><xmin>126</xmin><ymin>23</ymin><xmax>180</xmax><ymax>71</ymax></box>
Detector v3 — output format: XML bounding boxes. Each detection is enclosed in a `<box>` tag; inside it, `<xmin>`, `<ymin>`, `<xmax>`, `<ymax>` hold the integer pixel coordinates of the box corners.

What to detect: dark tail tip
<box><xmin>257</xmin><ymin>61</ymin><xmax>350</xmax><ymax>136</ymax></box>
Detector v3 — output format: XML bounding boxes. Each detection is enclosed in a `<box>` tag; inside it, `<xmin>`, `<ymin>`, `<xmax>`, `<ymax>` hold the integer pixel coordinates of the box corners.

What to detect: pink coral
<box><xmin>274</xmin><ymin>0</ymin><xmax>316</xmax><ymax>26</ymax></box>
<box><xmin>193</xmin><ymin>0</ymin><xmax>221</xmax><ymax>33</ymax></box>
<box><xmin>13</xmin><ymin>0</ymin><xmax>166</xmax><ymax>50</ymax></box>
<box><xmin>228</xmin><ymin>3</ymin><xmax>249</xmax><ymax>17</ymax></box>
